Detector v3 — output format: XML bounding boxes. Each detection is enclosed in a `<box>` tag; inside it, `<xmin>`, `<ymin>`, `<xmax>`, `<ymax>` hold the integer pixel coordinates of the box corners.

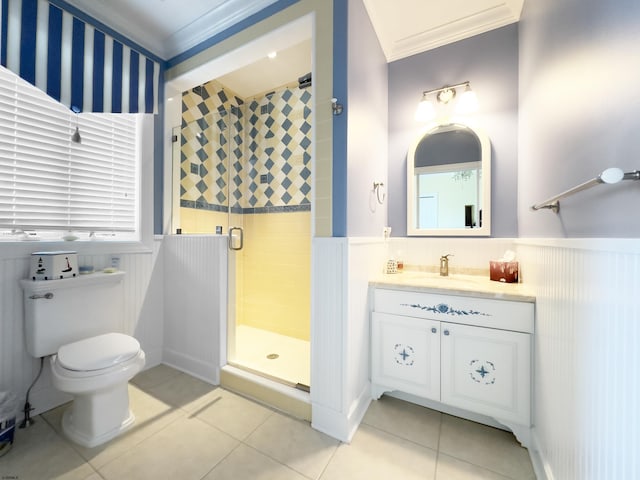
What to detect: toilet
<box><xmin>21</xmin><ymin>271</ymin><xmax>145</xmax><ymax>448</ymax></box>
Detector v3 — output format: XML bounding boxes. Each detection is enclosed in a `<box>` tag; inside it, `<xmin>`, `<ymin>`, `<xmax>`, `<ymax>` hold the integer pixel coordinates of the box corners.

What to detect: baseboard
<box><xmin>529</xmin><ymin>428</ymin><xmax>553</xmax><ymax>480</ymax></box>
<box><xmin>140</xmin><ymin>347</ymin><xmax>163</xmax><ymax>371</ymax></box>
<box><xmin>162</xmin><ymin>348</ymin><xmax>218</xmax><ymax>384</ymax></box>
<box><xmin>312</xmin><ymin>385</ymin><xmax>371</xmax><ymax>443</ymax></box>
<box><xmin>311</xmin><ymin>403</ymin><xmax>350</xmax><ymax>442</ymax></box>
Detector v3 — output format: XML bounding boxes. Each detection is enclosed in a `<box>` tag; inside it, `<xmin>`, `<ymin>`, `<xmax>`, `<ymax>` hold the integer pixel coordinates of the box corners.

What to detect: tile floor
<box><xmin>0</xmin><ymin>365</ymin><xmax>536</xmax><ymax>480</ymax></box>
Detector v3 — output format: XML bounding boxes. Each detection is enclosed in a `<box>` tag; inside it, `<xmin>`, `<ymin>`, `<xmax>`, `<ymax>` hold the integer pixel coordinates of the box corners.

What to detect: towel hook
<box><xmin>373</xmin><ymin>182</ymin><xmax>386</xmax><ymax>204</ymax></box>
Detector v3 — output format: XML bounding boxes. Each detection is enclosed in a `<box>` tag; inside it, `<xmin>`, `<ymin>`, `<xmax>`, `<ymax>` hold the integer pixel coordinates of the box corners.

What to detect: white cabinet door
<box><xmin>441</xmin><ymin>322</ymin><xmax>531</xmax><ymax>425</ymax></box>
<box><xmin>371</xmin><ymin>312</ymin><xmax>440</xmax><ymax>400</ymax></box>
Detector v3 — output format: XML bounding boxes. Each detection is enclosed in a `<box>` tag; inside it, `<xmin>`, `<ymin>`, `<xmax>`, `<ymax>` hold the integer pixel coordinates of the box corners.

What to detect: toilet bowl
<box><xmin>20</xmin><ymin>272</ymin><xmax>145</xmax><ymax>448</ymax></box>
<box><xmin>50</xmin><ymin>333</ymin><xmax>145</xmax><ymax>448</ymax></box>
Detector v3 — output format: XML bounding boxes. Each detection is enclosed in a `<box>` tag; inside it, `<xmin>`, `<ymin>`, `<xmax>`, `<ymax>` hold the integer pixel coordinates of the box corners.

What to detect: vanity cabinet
<box><xmin>371</xmin><ymin>288</ymin><xmax>534</xmax><ymax>427</ymax></box>
<box><xmin>372</xmin><ymin>312</ymin><xmax>440</xmax><ymax>400</ymax></box>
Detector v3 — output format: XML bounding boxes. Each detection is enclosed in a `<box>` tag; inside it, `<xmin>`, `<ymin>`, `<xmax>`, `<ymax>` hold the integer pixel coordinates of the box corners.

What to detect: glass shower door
<box><xmin>225</xmin><ymin>89</ymin><xmax>312</xmax><ymax>389</ymax></box>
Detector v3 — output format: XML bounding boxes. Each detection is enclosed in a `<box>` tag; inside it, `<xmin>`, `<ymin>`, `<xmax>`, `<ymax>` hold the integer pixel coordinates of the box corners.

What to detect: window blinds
<box><xmin>0</xmin><ymin>65</ymin><xmax>139</xmax><ymax>236</ymax></box>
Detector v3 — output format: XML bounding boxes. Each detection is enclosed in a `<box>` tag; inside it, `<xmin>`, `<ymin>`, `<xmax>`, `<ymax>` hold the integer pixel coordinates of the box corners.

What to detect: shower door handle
<box><xmin>228</xmin><ymin>227</ymin><xmax>244</xmax><ymax>251</ymax></box>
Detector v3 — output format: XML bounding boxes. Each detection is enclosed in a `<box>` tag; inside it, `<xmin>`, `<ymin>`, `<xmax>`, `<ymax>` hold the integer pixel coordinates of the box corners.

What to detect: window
<box><xmin>0</xmin><ymin>65</ymin><xmax>141</xmax><ymax>242</ymax></box>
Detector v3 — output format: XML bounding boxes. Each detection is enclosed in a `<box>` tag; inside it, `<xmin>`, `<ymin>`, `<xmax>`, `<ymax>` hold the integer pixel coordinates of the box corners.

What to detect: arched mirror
<box><xmin>407</xmin><ymin>122</ymin><xmax>491</xmax><ymax>236</ymax></box>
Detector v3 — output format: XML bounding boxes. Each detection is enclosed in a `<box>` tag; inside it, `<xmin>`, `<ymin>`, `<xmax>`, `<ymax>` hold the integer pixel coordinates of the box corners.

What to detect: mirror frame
<box><xmin>407</xmin><ymin>121</ymin><xmax>491</xmax><ymax>236</ymax></box>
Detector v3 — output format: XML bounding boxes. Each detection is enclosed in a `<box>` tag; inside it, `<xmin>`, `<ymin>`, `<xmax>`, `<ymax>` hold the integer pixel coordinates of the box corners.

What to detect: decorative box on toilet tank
<box><xmin>29</xmin><ymin>251</ymin><xmax>78</xmax><ymax>281</ymax></box>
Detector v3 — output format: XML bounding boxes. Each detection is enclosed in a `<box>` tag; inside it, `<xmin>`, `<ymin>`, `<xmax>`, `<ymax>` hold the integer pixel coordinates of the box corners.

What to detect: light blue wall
<box><xmin>518</xmin><ymin>0</ymin><xmax>640</xmax><ymax>237</ymax></box>
<box><xmin>387</xmin><ymin>25</ymin><xmax>519</xmax><ymax>237</ymax></box>
<box><xmin>332</xmin><ymin>0</ymin><xmax>348</xmax><ymax>236</ymax></box>
<box><xmin>345</xmin><ymin>0</ymin><xmax>388</xmax><ymax>236</ymax></box>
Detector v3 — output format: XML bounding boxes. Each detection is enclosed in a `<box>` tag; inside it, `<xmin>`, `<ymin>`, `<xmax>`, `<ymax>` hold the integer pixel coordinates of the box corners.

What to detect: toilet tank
<box><xmin>20</xmin><ymin>272</ymin><xmax>126</xmax><ymax>357</ymax></box>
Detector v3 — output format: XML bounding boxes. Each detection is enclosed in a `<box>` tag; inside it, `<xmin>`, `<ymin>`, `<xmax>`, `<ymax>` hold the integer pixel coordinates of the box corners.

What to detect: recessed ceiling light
<box><xmin>267</xmin><ymin>51</ymin><xmax>277</xmax><ymax>59</ymax></box>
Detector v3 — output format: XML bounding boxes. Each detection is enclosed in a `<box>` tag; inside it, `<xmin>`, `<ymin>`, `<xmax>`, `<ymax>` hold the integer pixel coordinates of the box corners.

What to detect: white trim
<box><xmin>0</xmin><ymin>241</ymin><xmax>152</xmax><ymax>260</ymax></box>
<box><xmin>347</xmin><ymin>236</ymin><xmax>386</xmax><ymax>246</ymax></box>
<box><xmin>515</xmin><ymin>237</ymin><xmax>640</xmax><ymax>254</ymax></box>
<box><xmin>529</xmin><ymin>427</ymin><xmax>553</xmax><ymax>480</ymax></box>
<box><xmin>312</xmin><ymin>385</ymin><xmax>370</xmax><ymax>443</ymax></box>
<box><xmin>162</xmin><ymin>349</ymin><xmax>219</xmax><ymax>385</ymax></box>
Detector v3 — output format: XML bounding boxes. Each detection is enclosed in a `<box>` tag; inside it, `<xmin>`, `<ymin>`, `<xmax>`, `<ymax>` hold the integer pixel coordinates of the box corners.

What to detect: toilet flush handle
<box><xmin>29</xmin><ymin>292</ymin><xmax>54</xmax><ymax>300</ymax></box>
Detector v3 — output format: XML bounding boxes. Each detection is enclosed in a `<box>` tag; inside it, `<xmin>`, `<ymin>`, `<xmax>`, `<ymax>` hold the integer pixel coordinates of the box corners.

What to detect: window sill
<box><xmin>0</xmin><ymin>239</ymin><xmax>156</xmax><ymax>260</ymax></box>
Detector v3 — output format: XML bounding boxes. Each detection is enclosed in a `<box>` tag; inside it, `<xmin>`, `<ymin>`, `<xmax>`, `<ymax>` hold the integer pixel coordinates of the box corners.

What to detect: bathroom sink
<box><xmin>385</xmin><ymin>270</ymin><xmax>490</xmax><ymax>289</ymax></box>
<box><xmin>371</xmin><ymin>270</ymin><xmax>534</xmax><ymax>301</ymax></box>
<box><xmin>401</xmin><ymin>271</ymin><xmax>485</xmax><ymax>283</ymax></box>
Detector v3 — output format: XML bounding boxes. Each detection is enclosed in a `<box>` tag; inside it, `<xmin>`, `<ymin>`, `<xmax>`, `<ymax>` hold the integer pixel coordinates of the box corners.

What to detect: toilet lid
<box><xmin>57</xmin><ymin>333</ymin><xmax>140</xmax><ymax>371</ymax></box>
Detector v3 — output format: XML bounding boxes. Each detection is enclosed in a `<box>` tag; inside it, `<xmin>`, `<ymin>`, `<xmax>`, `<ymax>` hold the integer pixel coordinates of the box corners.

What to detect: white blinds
<box><xmin>0</xmin><ymin>66</ymin><xmax>139</xmax><ymax>237</ymax></box>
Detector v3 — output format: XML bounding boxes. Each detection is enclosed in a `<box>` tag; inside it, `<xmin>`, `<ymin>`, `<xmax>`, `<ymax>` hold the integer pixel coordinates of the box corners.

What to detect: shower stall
<box><xmin>174</xmin><ymin>77</ymin><xmax>312</xmax><ymax>390</ymax></box>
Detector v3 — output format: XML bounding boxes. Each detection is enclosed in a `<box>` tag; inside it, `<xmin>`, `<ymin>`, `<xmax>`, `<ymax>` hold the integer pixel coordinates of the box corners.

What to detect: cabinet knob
<box><xmin>443</xmin><ymin>329</ymin><xmax>450</xmax><ymax>336</ymax></box>
<box><xmin>431</xmin><ymin>327</ymin><xmax>437</xmax><ymax>334</ymax></box>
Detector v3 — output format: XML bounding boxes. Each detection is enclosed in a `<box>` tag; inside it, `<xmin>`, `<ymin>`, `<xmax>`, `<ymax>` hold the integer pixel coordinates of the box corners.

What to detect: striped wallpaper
<box><xmin>0</xmin><ymin>0</ymin><xmax>159</xmax><ymax>113</ymax></box>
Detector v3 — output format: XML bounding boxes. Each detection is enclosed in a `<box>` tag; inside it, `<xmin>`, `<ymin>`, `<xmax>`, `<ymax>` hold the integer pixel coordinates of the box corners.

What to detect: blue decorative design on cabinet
<box><xmin>394</xmin><ymin>344</ymin><xmax>415</xmax><ymax>366</ymax></box>
<box><xmin>401</xmin><ymin>303</ymin><xmax>490</xmax><ymax>317</ymax></box>
<box><xmin>469</xmin><ymin>359</ymin><xmax>496</xmax><ymax>384</ymax></box>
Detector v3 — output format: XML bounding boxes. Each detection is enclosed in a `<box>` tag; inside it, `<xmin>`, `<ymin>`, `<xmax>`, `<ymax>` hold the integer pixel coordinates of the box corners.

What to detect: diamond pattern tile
<box><xmin>180</xmin><ymin>79</ymin><xmax>312</xmax><ymax>213</ymax></box>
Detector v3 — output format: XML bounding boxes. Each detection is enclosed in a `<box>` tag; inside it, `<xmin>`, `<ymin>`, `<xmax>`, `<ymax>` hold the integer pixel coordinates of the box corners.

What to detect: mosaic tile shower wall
<box><xmin>180</xmin><ymin>80</ymin><xmax>243</xmax><ymax>213</ymax></box>
<box><xmin>180</xmin><ymin>80</ymin><xmax>312</xmax><ymax>215</ymax></box>
<box><xmin>242</xmin><ymin>88</ymin><xmax>312</xmax><ymax>212</ymax></box>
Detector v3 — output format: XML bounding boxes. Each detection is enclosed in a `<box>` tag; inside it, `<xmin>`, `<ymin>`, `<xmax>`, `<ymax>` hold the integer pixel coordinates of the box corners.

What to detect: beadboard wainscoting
<box><xmin>0</xmin><ymin>239</ymin><xmax>165</xmax><ymax>416</ymax></box>
<box><xmin>516</xmin><ymin>239</ymin><xmax>640</xmax><ymax>480</ymax></box>
<box><xmin>311</xmin><ymin>237</ymin><xmax>387</xmax><ymax>442</ymax></box>
<box><xmin>162</xmin><ymin>235</ymin><xmax>227</xmax><ymax>384</ymax></box>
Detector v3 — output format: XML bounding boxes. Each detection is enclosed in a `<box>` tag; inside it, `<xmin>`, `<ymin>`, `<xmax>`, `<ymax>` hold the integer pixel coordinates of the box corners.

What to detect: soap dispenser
<box><xmin>440</xmin><ymin>254</ymin><xmax>453</xmax><ymax>276</ymax></box>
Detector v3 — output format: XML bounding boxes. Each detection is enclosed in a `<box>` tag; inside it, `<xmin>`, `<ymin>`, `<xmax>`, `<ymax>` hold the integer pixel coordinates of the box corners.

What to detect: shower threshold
<box><xmin>221</xmin><ymin>364</ymin><xmax>311</xmax><ymax>421</ymax></box>
<box><xmin>227</xmin><ymin>361</ymin><xmax>309</xmax><ymax>392</ymax></box>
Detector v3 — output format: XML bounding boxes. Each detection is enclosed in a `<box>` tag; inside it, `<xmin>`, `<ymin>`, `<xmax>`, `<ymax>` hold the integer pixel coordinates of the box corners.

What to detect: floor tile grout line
<box><xmin>38</xmin><ymin>412</ymin><xmax>109</xmax><ymax>479</ymax></box>
<box><xmin>360</xmin><ymin>420</ymin><xmax>440</xmax><ymax>455</ymax></box>
<box><xmin>235</xmin><ymin>410</ymin><xmax>337</xmax><ymax>480</ymax></box>
<box><xmin>437</xmin><ymin>451</ymin><xmax>522</xmax><ymax>480</ymax></box>
<box><xmin>315</xmin><ymin>439</ymin><xmax>342</xmax><ymax>480</ymax></box>
<box><xmin>90</xmin><ymin>405</ymin><xmax>188</xmax><ymax>473</ymax></box>
<box><xmin>436</xmin><ymin>415</ymin><xmax>530</xmax><ymax>479</ymax></box>
<box><xmin>196</xmin><ymin>440</ymin><xmax>244</xmax><ymax>480</ymax></box>
<box><xmin>433</xmin><ymin>411</ymin><xmax>443</xmax><ymax>480</ymax></box>
<box><xmin>239</xmin><ymin>442</ymin><xmax>319</xmax><ymax>480</ymax></box>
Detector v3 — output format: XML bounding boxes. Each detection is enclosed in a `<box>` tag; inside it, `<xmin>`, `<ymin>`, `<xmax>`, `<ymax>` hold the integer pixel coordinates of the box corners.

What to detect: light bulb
<box><xmin>415</xmin><ymin>98</ymin><xmax>436</xmax><ymax>122</ymax></box>
<box><xmin>456</xmin><ymin>85</ymin><xmax>479</xmax><ymax>114</ymax></box>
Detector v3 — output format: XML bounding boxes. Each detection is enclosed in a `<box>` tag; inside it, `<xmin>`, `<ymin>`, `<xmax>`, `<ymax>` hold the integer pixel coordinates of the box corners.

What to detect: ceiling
<box><xmin>216</xmin><ymin>39</ymin><xmax>312</xmax><ymax>99</ymax></box>
<box><xmin>62</xmin><ymin>0</ymin><xmax>524</xmax><ymax>96</ymax></box>
<box><xmin>363</xmin><ymin>0</ymin><xmax>524</xmax><ymax>62</ymax></box>
<box><xmin>62</xmin><ymin>0</ymin><xmax>280</xmax><ymax>60</ymax></box>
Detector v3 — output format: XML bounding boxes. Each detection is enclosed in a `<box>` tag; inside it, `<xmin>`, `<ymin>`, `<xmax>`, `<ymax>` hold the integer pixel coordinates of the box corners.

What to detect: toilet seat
<box><xmin>57</xmin><ymin>333</ymin><xmax>140</xmax><ymax>372</ymax></box>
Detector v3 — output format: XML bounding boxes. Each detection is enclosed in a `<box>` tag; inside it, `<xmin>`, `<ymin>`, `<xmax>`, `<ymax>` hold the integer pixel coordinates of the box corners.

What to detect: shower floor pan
<box><xmin>232</xmin><ymin>325</ymin><xmax>310</xmax><ymax>388</ymax></box>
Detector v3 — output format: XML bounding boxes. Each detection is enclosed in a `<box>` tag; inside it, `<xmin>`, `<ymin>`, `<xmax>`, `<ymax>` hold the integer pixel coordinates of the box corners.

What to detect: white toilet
<box><xmin>21</xmin><ymin>271</ymin><xmax>145</xmax><ymax>448</ymax></box>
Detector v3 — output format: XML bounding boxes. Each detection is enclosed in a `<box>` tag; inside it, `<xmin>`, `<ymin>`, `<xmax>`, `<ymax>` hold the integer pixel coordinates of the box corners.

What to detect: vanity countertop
<box><xmin>370</xmin><ymin>270</ymin><xmax>535</xmax><ymax>303</ymax></box>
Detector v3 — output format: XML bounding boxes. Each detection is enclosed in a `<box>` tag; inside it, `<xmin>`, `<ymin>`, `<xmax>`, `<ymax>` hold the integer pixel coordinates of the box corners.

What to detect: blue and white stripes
<box><xmin>0</xmin><ymin>0</ymin><xmax>159</xmax><ymax>113</ymax></box>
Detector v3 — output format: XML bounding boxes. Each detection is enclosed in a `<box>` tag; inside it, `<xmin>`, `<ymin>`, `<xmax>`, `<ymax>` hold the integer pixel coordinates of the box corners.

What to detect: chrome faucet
<box><xmin>440</xmin><ymin>254</ymin><xmax>453</xmax><ymax>276</ymax></box>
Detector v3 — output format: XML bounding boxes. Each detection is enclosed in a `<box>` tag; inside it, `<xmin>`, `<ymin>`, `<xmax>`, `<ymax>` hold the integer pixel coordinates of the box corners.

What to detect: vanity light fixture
<box><xmin>415</xmin><ymin>81</ymin><xmax>478</xmax><ymax>122</ymax></box>
<box><xmin>414</xmin><ymin>96</ymin><xmax>436</xmax><ymax>122</ymax></box>
<box><xmin>457</xmin><ymin>83</ymin><xmax>479</xmax><ymax>114</ymax></box>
